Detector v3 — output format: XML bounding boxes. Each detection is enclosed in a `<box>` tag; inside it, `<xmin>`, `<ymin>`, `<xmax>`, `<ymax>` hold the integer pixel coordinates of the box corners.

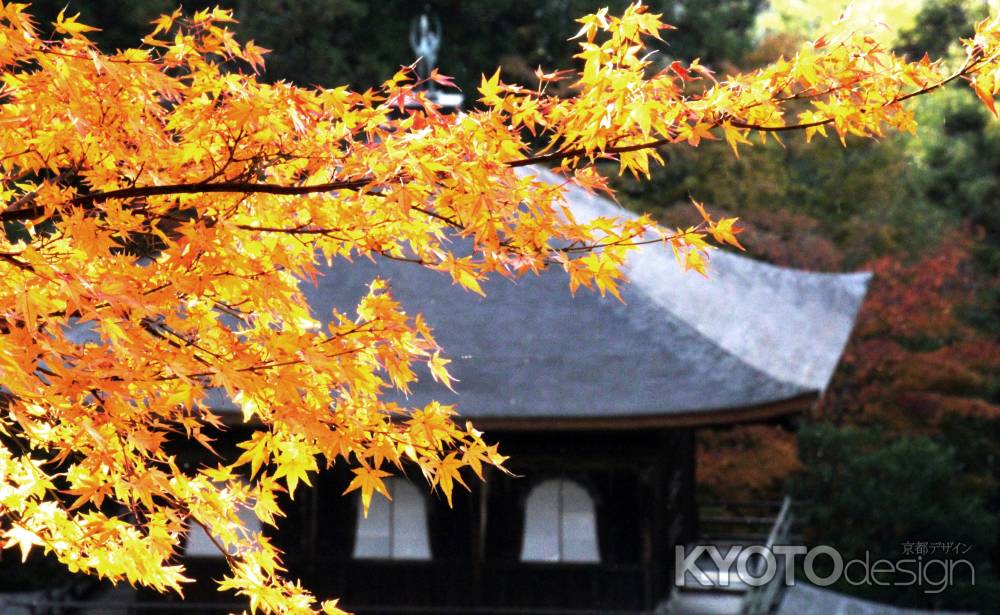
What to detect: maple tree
<box><xmin>821</xmin><ymin>235</ymin><xmax>1000</xmax><ymax>430</ymax></box>
<box><xmin>1</xmin><ymin>3</ymin><xmax>1000</xmax><ymax>613</ymax></box>
<box><xmin>697</xmin><ymin>424</ymin><xmax>801</xmax><ymax>501</ymax></box>
<box><xmin>698</xmin><ymin>236</ymin><xmax>999</xmax><ymax>504</ymax></box>
<box><xmin>794</xmin><ymin>238</ymin><xmax>1000</xmax><ymax>611</ymax></box>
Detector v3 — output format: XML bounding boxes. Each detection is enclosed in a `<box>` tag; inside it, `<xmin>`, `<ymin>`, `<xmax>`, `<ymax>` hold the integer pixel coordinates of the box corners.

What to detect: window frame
<box><xmin>520</xmin><ymin>477</ymin><xmax>601</xmax><ymax>564</ymax></box>
<box><xmin>352</xmin><ymin>476</ymin><xmax>433</xmax><ymax>561</ymax></box>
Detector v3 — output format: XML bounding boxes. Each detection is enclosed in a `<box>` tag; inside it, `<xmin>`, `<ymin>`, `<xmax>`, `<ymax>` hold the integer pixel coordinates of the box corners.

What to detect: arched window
<box><xmin>520</xmin><ymin>479</ymin><xmax>600</xmax><ymax>563</ymax></box>
<box><xmin>353</xmin><ymin>477</ymin><xmax>432</xmax><ymax>560</ymax></box>
<box><xmin>185</xmin><ymin>505</ymin><xmax>261</xmax><ymax>558</ymax></box>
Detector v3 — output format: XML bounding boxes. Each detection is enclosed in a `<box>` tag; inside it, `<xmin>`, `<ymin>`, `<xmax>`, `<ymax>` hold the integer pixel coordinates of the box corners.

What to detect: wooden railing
<box><xmin>740</xmin><ymin>496</ymin><xmax>794</xmax><ymax>615</ymax></box>
<box><xmin>301</xmin><ymin>558</ymin><xmax>648</xmax><ymax>612</ymax></box>
<box><xmin>697</xmin><ymin>499</ymin><xmax>786</xmax><ymax>543</ymax></box>
<box><xmin>2</xmin><ymin>599</ymin><xmax>247</xmax><ymax>614</ymax></box>
<box><xmin>5</xmin><ymin>598</ymin><xmax>649</xmax><ymax>615</ymax></box>
<box><xmin>10</xmin><ymin>559</ymin><xmax>650</xmax><ymax>615</ymax></box>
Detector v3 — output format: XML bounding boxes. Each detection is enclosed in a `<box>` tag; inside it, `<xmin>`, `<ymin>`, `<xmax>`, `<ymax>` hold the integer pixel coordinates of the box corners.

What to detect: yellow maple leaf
<box><xmin>54</xmin><ymin>9</ymin><xmax>100</xmax><ymax>36</ymax></box>
<box><xmin>4</xmin><ymin>525</ymin><xmax>45</xmax><ymax>562</ymax></box>
<box><xmin>343</xmin><ymin>467</ymin><xmax>393</xmax><ymax>516</ymax></box>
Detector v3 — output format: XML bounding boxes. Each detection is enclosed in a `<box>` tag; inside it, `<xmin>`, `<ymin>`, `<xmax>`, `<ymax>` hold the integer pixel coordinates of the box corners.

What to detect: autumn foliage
<box><xmin>821</xmin><ymin>235</ymin><xmax>1000</xmax><ymax>430</ymax></box>
<box><xmin>1</xmin><ymin>2</ymin><xmax>1000</xmax><ymax>612</ymax></box>
<box><xmin>697</xmin><ymin>424</ymin><xmax>801</xmax><ymax>501</ymax></box>
<box><xmin>700</xmin><ymin>236</ymin><xmax>1000</xmax><ymax>503</ymax></box>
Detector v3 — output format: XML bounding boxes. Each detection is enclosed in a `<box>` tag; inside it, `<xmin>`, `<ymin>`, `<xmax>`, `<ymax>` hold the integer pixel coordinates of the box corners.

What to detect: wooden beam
<box><xmin>465</xmin><ymin>394</ymin><xmax>818</xmax><ymax>432</ymax></box>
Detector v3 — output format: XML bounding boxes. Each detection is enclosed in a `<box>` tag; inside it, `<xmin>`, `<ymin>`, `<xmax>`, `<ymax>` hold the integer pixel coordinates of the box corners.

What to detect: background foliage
<box><xmin>790</xmin><ymin>424</ymin><xmax>999</xmax><ymax>610</ymax></box>
<box><xmin>4</xmin><ymin>0</ymin><xmax>998</xmax><ymax>611</ymax></box>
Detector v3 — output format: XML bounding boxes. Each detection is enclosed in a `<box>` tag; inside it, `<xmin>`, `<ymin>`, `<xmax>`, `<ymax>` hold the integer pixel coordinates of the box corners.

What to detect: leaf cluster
<box><xmin>0</xmin><ymin>3</ymin><xmax>999</xmax><ymax>612</ymax></box>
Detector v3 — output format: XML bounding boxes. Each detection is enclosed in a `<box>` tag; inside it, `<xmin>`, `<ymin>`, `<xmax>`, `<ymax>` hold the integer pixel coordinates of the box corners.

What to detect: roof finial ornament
<box><xmin>407</xmin><ymin>8</ymin><xmax>463</xmax><ymax>110</ymax></box>
<box><xmin>409</xmin><ymin>9</ymin><xmax>441</xmax><ymax>82</ymax></box>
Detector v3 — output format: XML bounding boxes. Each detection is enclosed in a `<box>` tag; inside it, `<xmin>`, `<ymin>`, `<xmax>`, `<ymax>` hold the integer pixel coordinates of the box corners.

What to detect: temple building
<box><xmin>165</xmin><ymin>166</ymin><xmax>870</xmax><ymax>614</ymax></box>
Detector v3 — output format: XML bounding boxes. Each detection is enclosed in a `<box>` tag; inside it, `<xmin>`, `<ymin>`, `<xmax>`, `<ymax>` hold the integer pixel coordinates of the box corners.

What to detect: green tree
<box><xmin>791</xmin><ymin>424</ymin><xmax>999</xmax><ymax>611</ymax></box>
<box><xmin>26</xmin><ymin>1</ymin><xmax>766</xmax><ymax>90</ymax></box>
<box><xmin>897</xmin><ymin>0</ymin><xmax>989</xmax><ymax>59</ymax></box>
<box><xmin>21</xmin><ymin>1</ymin><xmax>177</xmax><ymax>50</ymax></box>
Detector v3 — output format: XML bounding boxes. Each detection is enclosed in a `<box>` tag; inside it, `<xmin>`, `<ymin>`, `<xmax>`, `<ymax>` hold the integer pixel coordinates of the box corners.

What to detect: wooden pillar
<box><xmin>640</xmin><ymin>461</ymin><xmax>655</xmax><ymax>609</ymax></box>
<box><xmin>684</xmin><ymin>428</ymin><xmax>698</xmax><ymax>544</ymax></box>
<box><xmin>305</xmin><ymin>474</ymin><xmax>319</xmax><ymax>572</ymax></box>
<box><xmin>649</xmin><ymin>435</ymin><xmax>666</xmax><ymax>607</ymax></box>
<box><xmin>471</xmin><ymin>478</ymin><xmax>488</xmax><ymax>606</ymax></box>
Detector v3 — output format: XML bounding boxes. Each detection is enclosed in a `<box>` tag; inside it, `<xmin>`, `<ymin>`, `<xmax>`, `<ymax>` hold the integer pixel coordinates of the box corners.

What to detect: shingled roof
<box><xmin>299</xmin><ymin>166</ymin><xmax>871</xmax><ymax>429</ymax></box>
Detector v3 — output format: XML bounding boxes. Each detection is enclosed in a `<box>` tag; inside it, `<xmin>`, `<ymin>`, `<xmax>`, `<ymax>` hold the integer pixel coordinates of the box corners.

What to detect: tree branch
<box><xmin>0</xmin><ymin>50</ymin><xmax>991</xmax><ymax>225</ymax></box>
<box><xmin>0</xmin><ymin>176</ymin><xmax>377</xmax><ymax>222</ymax></box>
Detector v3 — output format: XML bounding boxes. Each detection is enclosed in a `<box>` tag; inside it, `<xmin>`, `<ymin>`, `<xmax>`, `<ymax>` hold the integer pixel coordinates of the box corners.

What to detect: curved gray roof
<box><xmin>527</xmin><ymin>166</ymin><xmax>871</xmax><ymax>393</ymax></box>
<box><xmin>299</xmin><ymin>166</ymin><xmax>870</xmax><ymax>425</ymax></box>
